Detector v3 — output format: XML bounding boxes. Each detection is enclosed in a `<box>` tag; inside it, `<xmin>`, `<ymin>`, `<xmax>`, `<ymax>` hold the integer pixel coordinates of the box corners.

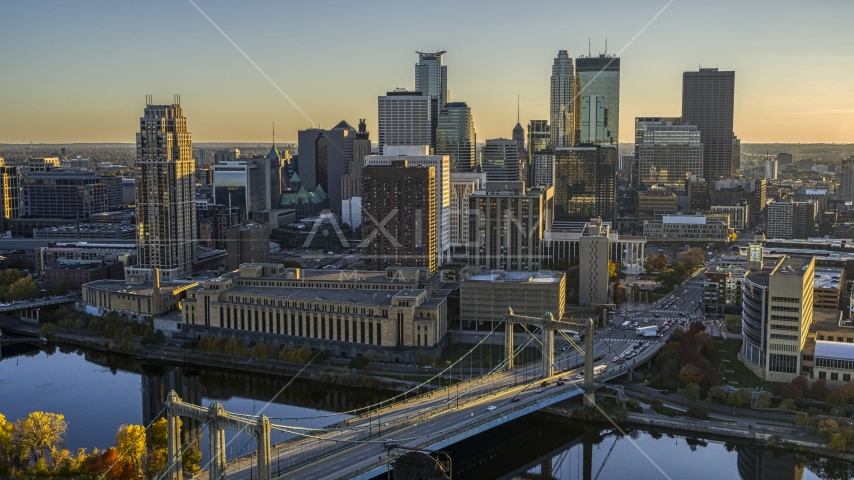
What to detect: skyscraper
<box><xmin>579</xmin><ymin>95</ymin><xmax>608</xmax><ymax>144</ymax></box>
<box><xmin>635</xmin><ymin>118</ymin><xmax>703</xmax><ymax>189</ymax></box>
<box><xmin>415</xmin><ymin>51</ymin><xmax>448</xmax><ymax>151</ymax></box>
<box><xmin>435</xmin><ymin>102</ymin><xmax>476</xmax><ymax>172</ymax></box>
<box><xmin>482</xmin><ymin>139</ymin><xmax>521</xmax><ymax>183</ymax></box>
<box><xmin>342</xmin><ymin>119</ymin><xmax>371</xmax><ymax>201</ymax></box>
<box><xmin>132</xmin><ymin>98</ymin><xmax>197</xmax><ymax>281</ymax></box>
<box><xmin>297</xmin><ymin>121</ymin><xmax>356</xmax><ymax>213</ymax></box>
<box><xmin>682</xmin><ymin>68</ymin><xmax>736</xmax><ymax>179</ymax></box>
<box><xmin>0</xmin><ymin>157</ymin><xmax>20</xmax><ymax>232</ymax></box>
<box><xmin>362</xmin><ymin>160</ymin><xmax>437</xmax><ymax>273</ymax></box>
<box><xmin>550</xmin><ymin>51</ymin><xmax>580</xmax><ymax>149</ymax></box>
<box><xmin>576</xmin><ymin>54</ymin><xmax>620</xmax><ymax>144</ymax></box>
<box><xmin>553</xmin><ymin>145</ymin><xmax>617</xmax><ymax>222</ymax></box>
<box><xmin>841</xmin><ymin>157</ymin><xmax>854</xmax><ymax>200</ymax></box>
<box><xmin>377</xmin><ymin>91</ymin><xmax>432</xmax><ymax>155</ymax></box>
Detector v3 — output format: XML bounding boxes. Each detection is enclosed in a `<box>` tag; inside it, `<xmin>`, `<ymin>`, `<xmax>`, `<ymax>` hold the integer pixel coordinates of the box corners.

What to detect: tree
<box><xmin>817</xmin><ymin>418</ymin><xmax>840</xmax><ymax>438</ymax></box>
<box><xmin>13</xmin><ymin>411</ymin><xmax>67</xmax><ymax>466</ymax></box>
<box><xmin>709</xmin><ymin>386</ymin><xmax>728</xmax><ymax>403</ymax></box>
<box><xmin>0</xmin><ymin>413</ymin><xmax>16</xmax><ymax>476</ymax></box>
<box><xmin>686</xmin><ymin>406</ymin><xmax>709</xmax><ymax>420</ymax></box>
<box><xmin>608</xmin><ymin>260</ymin><xmax>617</xmax><ymax>278</ymax></box>
<box><xmin>39</xmin><ymin>323</ymin><xmax>56</xmax><ymax>341</ymax></box>
<box><xmin>182</xmin><ymin>448</ymin><xmax>202</xmax><ymax>475</ymax></box>
<box><xmin>828</xmin><ymin>433</ymin><xmax>849</xmax><ymax>452</ymax></box>
<box><xmin>677</xmin><ymin>248</ymin><xmax>706</xmax><ymax>269</ymax></box>
<box><xmin>828</xmin><ymin>387</ymin><xmax>849</xmax><ymax>407</ymax></box>
<box><xmin>755</xmin><ymin>393</ymin><xmax>772</xmax><ymax>409</ymax></box>
<box><xmin>48</xmin><ymin>281</ymin><xmax>74</xmax><ymax>296</ymax></box>
<box><xmin>6</xmin><ymin>277</ymin><xmax>40</xmax><ymax>301</ymax></box>
<box><xmin>685</xmin><ymin>383</ymin><xmax>701</xmax><ymax>402</ymax></box>
<box><xmin>679</xmin><ymin>364</ymin><xmax>704</xmax><ymax>384</ymax></box>
<box><xmin>726</xmin><ymin>389</ymin><xmax>750</xmax><ymax>408</ymax></box>
<box><xmin>779</xmin><ymin>398</ymin><xmax>796</xmax><ymax>412</ymax></box>
<box><xmin>115</xmin><ymin>424</ymin><xmax>146</xmax><ymax>474</ymax></box>
<box><xmin>251</xmin><ymin>343</ymin><xmax>272</xmax><ymax>359</ymax></box>
<box><xmin>809</xmin><ymin>379</ymin><xmax>830</xmax><ymax>401</ymax></box>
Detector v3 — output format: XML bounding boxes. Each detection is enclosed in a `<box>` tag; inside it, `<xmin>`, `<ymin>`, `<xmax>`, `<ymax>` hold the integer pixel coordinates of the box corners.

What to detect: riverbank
<box><xmin>0</xmin><ymin>317</ymin><xmax>432</xmax><ymax>394</ymax></box>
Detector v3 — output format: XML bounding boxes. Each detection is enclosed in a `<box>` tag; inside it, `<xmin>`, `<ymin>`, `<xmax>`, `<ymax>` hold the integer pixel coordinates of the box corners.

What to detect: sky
<box><xmin>1</xmin><ymin>0</ymin><xmax>854</xmax><ymax>145</ymax></box>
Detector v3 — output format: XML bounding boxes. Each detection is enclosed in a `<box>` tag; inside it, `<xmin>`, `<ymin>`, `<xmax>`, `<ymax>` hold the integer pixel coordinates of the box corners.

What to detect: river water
<box><xmin>1</xmin><ymin>344</ymin><xmax>852</xmax><ymax>479</ymax></box>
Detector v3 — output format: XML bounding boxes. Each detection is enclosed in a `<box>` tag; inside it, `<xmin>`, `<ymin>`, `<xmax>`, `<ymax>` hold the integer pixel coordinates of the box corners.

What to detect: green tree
<box><xmin>817</xmin><ymin>418</ymin><xmax>840</xmax><ymax>438</ymax></box>
<box><xmin>608</xmin><ymin>260</ymin><xmax>617</xmax><ymax>278</ymax></box>
<box><xmin>39</xmin><ymin>323</ymin><xmax>56</xmax><ymax>341</ymax></box>
<box><xmin>726</xmin><ymin>389</ymin><xmax>750</xmax><ymax>408</ymax></box>
<box><xmin>779</xmin><ymin>398</ymin><xmax>796</xmax><ymax>412</ymax></box>
<box><xmin>251</xmin><ymin>343</ymin><xmax>272</xmax><ymax>359</ymax></box>
<box><xmin>685</xmin><ymin>383</ymin><xmax>701</xmax><ymax>402</ymax></box>
<box><xmin>48</xmin><ymin>281</ymin><xmax>74</xmax><ymax>296</ymax></box>
<box><xmin>686</xmin><ymin>406</ymin><xmax>709</xmax><ymax>420</ymax></box>
<box><xmin>755</xmin><ymin>392</ymin><xmax>772</xmax><ymax>409</ymax></box>
<box><xmin>6</xmin><ymin>277</ymin><xmax>40</xmax><ymax>301</ymax></box>
<box><xmin>709</xmin><ymin>386</ymin><xmax>728</xmax><ymax>403</ymax></box>
<box><xmin>679</xmin><ymin>364</ymin><xmax>704</xmax><ymax>384</ymax></box>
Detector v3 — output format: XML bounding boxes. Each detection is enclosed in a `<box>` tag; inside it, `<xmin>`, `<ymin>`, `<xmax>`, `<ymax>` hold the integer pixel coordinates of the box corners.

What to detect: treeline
<box><xmin>189</xmin><ymin>336</ymin><xmax>328</xmax><ymax>364</ymax></box>
<box><xmin>0</xmin><ymin>412</ymin><xmax>200</xmax><ymax>478</ymax></box>
<box><xmin>40</xmin><ymin>309</ymin><xmax>166</xmax><ymax>353</ymax></box>
<box><xmin>0</xmin><ymin>270</ymin><xmax>40</xmax><ymax>302</ymax></box>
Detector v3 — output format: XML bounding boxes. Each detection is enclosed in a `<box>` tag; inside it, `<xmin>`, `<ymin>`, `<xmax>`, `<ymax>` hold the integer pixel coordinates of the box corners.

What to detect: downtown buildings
<box><xmin>682</xmin><ymin>68</ymin><xmax>737</xmax><ymax>180</ymax></box>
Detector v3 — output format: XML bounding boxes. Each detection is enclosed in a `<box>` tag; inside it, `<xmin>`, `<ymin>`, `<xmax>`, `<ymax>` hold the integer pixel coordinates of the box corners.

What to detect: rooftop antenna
<box><xmin>588</xmin><ymin>38</ymin><xmax>591</xmax><ymax>57</ymax></box>
<box><xmin>517</xmin><ymin>95</ymin><xmax>520</xmax><ymax>124</ymax></box>
<box><xmin>605</xmin><ymin>37</ymin><xmax>608</xmax><ymax>55</ymax></box>
<box><xmin>273</xmin><ymin>122</ymin><xmax>275</xmax><ymax>147</ymax></box>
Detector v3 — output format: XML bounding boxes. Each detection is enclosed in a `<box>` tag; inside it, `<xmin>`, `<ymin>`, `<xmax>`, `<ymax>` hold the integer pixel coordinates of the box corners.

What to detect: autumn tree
<box><xmin>726</xmin><ymin>389</ymin><xmax>750</xmax><ymax>408</ymax></box>
<box><xmin>0</xmin><ymin>413</ymin><xmax>16</xmax><ymax>476</ymax></box>
<box><xmin>115</xmin><ymin>424</ymin><xmax>146</xmax><ymax>474</ymax></box>
<box><xmin>13</xmin><ymin>411</ymin><xmax>67</xmax><ymax>466</ymax></box>
<box><xmin>6</xmin><ymin>276</ymin><xmax>40</xmax><ymax>301</ymax></box>
<box><xmin>679</xmin><ymin>364</ymin><xmax>703</xmax><ymax>384</ymax></box>
<box><xmin>685</xmin><ymin>382</ymin><xmax>701</xmax><ymax>402</ymax></box>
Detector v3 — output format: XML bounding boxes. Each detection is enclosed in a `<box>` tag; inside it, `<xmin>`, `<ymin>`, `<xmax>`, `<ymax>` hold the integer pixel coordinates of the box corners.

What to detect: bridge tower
<box><xmin>504</xmin><ymin>310</ymin><xmax>596</xmax><ymax>383</ymax></box>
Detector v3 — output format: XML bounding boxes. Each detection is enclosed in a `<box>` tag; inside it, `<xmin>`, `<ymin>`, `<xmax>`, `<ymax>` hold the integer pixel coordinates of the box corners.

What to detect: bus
<box><xmin>594</xmin><ymin>364</ymin><xmax>607</xmax><ymax>376</ymax></box>
<box><xmin>620</xmin><ymin>321</ymin><xmax>631</xmax><ymax>330</ymax></box>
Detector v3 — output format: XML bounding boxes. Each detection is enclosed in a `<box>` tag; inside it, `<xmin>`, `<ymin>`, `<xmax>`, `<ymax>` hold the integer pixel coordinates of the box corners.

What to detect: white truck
<box><xmin>636</xmin><ymin>325</ymin><xmax>660</xmax><ymax>337</ymax></box>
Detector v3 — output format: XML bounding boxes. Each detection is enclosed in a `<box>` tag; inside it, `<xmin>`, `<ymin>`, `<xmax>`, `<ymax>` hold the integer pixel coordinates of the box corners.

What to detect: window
<box><xmin>819</xmin><ymin>371</ymin><xmax>826</xmax><ymax>380</ymax></box>
<box><xmin>819</xmin><ymin>335</ymin><xmax>825</xmax><ymax>340</ymax></box>
<box><xmin>845</xmin><ymin>374</ymin><xmax>851</xmax><ymax>382</ymax></box>
<box><xmin>768</xmin><ymin>354</ymin><xmax>797</xmax><ymax>374</ymax></box>
<box><xmin>831</xmin><ymin>372</ymin><xmax>839</xmax><ymax>381</ymax></box>
<box><xmin>802</xmin><ymin>355</ymin><xmax>813</xmax><ymax>361</ymax></box>
<box><xmin>838</xmin><ymin>337</ymin><xmax>844</xmax><ymax>342</ymax></box>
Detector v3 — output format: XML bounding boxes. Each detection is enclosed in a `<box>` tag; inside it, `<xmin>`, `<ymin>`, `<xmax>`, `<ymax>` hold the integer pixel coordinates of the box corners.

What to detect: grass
<box><xmin>707</xmin><ymin>338</ymin><xmax>775</xmax><ymax>390</ymax></box>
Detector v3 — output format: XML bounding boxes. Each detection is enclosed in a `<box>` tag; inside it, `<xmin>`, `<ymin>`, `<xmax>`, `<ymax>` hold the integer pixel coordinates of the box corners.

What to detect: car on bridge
<box><xmin>487</xmin><ymin>405</ymin><xmax>496</xmax><ymax>411</ymax></box>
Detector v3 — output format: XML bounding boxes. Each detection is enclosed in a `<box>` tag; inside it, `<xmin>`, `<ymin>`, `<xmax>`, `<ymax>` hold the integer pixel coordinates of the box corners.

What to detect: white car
<box><xmin>487</xmin><ymin>406</ymin><xmax>497</xmax><ymax>411</ymax></box>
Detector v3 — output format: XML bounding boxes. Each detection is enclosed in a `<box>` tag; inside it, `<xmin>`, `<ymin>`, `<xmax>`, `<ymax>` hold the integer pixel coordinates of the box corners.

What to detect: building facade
<box><xmin>449</xmin><ymin>171</ymin><xmax>485</xmax><ymax>252</ymax></box>
<box><xmin>131</xmin><ymin>100</ymin><xmax>197</xmax><ymax>282</ymax></box>
<box><xmin>682</xmin><ymin>68</ymin><xmax>736</xmax><ymax>179</ymax></box>
<box><xmin>435</xmin><ymin>102</ymin><xmax>476</xmax><ymax>172</ymax></box>
<box><xmin>553</xmin><ymin>145</ymin><xmax>617</xmax><ymax>222</ymax></box>
<box><xmin>482</xmin><ymin>139</ymin><xmax>521</xmax><ymax>183</ymax></box>
<box><xmin>549</xmin><ymin>51</ymin><xmax>580</xmax><ymax>149</ymax></box>
<box><xmin>467</xmin><ymin>184</ymin><xmax>554</xmax><ymax>271</ymax></box>
<box><xmin>576</xmin><ymin>54</ymin><xmax>620</xmax><ymax>144</ymax></box>
<box><xmin>297</xmin><ymin>122</ymin><xmax>355</xmax><ymax>214</ymax></box>
<box><xmin>378</xmin><ymin>91</ymin><xmax>432</xmax><ymax>155</ymax></box>
<box><xmin>635</xmin><ymin>120</ymin><xmax>703</xmax><ymax>188</ymax></box>
<box><xmin>459</xmin><ymin>271</ymin><xmax>565</xmax><ymax>330</ymax></box>
<box><xmin>361</xmin><ymin>160</ymin><xmax>437</xmax><ymax>273</ymax></box>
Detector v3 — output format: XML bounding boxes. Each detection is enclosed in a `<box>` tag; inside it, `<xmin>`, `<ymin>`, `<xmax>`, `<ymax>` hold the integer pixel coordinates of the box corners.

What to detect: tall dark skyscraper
<box><xmin>297</xmin><ymin>121</ymin><xmax>356</xmax><ymax>213</ymax></box>
<box><xmin>436</xmin><ymin>102</ymin><xmax>476</xmax><ymax>172</ymax></box>
<box><xmin>682</xmin><ymin>68</ymin><xmax>736</xmax><ymax>180</ymax></box>
<box><xmin>553</xmin><ymin>145</ymin><xmax>617</xmax><ymax>222</ymax></box>
<box><xmin>132</xmin><ymin>97</ymin><xmax>197</xmax><ymax>281</ymax></box>
<box><xmin>576</xmin><ymin>54</ymin><xmax>620</xmax><ymax>144</ymax></box>
<box><xmin>416</xmin><ymin>51</ymin><xmax>448</xmax><ymax>152</ymax></box>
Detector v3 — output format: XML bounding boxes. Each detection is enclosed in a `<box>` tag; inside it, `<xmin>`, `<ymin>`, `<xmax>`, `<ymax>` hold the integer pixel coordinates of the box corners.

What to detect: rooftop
<box><xmin>467</xmin><ymin>271</ymin><xmax>563</xmax><ymax>285</ymax></box>
<box><xmin>814</xmin><ymin>267</ymin><xmax>844</xmax><ymax>290</ymax></box>
<box><xmin>84</xmin><ymin>279</ymin><xmax>199</xmax><ymax>296</ymax></box>
<box><xmin>226</xmin><ymin>285</ymin><xmax>431</xmax><ymax>307</ymax></box>
<box><xmin>815</xmin><ymin>340</ymin><xmax>854</xmax><ymax>361</ymax></box>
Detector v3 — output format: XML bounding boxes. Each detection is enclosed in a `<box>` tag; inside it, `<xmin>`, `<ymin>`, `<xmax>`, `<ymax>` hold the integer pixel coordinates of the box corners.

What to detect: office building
<box><xmin>527</xmin><ymin>120</ymin><xmax>550</xmax><ymax>159</ymax></box>
<box><xmin>687</xmin><ymin>176</ymin><xmax>710</xmax><ymax>211</ymax></box>
<box><xmin>764</xmin><ymin>160</ymin><xmax>778</xmax><ymax>180</ymax></box>
<box><xmin>540</xmin><ymin>220</ymin><xmax>646</xmax><ymax>274</ymax></box>
<box><xmin>468</xmin><ymin>183</ymin><xmax>554</xmax><ymax>271</ymax></box>
<box><xmin>553</xmin><ymin>145</ymin><xmax>617</xmax><ymax>222</ymax></box>
<box><xmin>224</xmin><ymin>222</ymin><xmax>270</xmax><ymax>270</ymax></box>
<box><xmin>297</xmin><ymin>122</ymin><xmax>356</xmax><ymax>214</ymax></box>
<box><xmin>741</xmin><ymin>255</ymin><xmax>815</xmax><ymax>383</ymax></box>
<box><xmin>35</xmin><ymin>243</ymin><xmax>137</xmax><ymax>277</ymax></box>
<box><xmin>436</xmin><ymin>102</ymin><xmax>476</xmax><ymax>172</ymax></box>
<box><xmin>181</xmin><ymin>264</ymin><xmax>449</xmax><ymax>357</ymax></box>
<box><xmin>710</xmin><ymin>178</ymin><xmax>766</xmax><ymax>222</ymax></box>
<box><xmin>212</xmin><ymin>161</ymin><xmax>263</xmax><ymax>217</ymax></box>
<box><xmin>642</xmin><ymin>214</ymin><xmax>732</xmax><ymax>243</ymax></box>
<box><xmin>579</xmin><ymin>95</ymin><xmax>610</xmax><ymax>144</ymax></box>
<box><xmin>0</xmin><ymin>157</ymin><xmax>20</xmax><ymax>231</ymax></box>
<box><xmin>550</xmin><ymin>51</ymin><xmax>580</xmax><ymax>149</ymax></box>
<box><xmin>361</xmin><ymin>160</ymin><xmax>438</xmax><ymax>273</ymax></box>
<box><xmin>482</xmin><ymin>139</ymin><xmax>521</xmax><ymax>183</ymax></box>
<box><xmin>449</xmin><ymin>171</ymin><xmax>485</xmax><ymax>252</ymax></box>
<box><xmin>365</xmin><ymin>146</ymin><xmax>450</xmax><ymax>265</ymax></box>
<box><xmin>531</xmin><ymin>152</ymin><xmax>555</xmax><ymax>187</ymax></box>
<box><xmin>213</xmin><ymin>148</ymin><xmax>240</xmax><ymax>165</ymax></box>
<box><xmin>44</xmin><ymin>261</ymin><xmax>125</xmax><ymax>289</ymax></box>
<box><xmin>767</xmin><ymin>201</ymin><xmax>817</xmax><ymax>240</ymax></box>
<box><xmin>197</xmin><ymin>203</ymin><xmax>242</xmax><ymax>249</ymax></box>
<box><xmin>579</xmin><ymin>219</ymin><xmax>610</xmax><ymax>307</ymax></box>
<box><xmin>635</xmin><ymin>118</ymin><xmax>703</xmax><ymax>188</ymax></box>
<box><xmin>841</xmin><ymin>157</ymin><xmax>854</xmax><ymax>200</ymax></box>
<box><xmin>776</xmin><ymin>152</ymin><xmax>793</xmax><ymax>166</ymax></box>
<box><xmin>636</xmin><ymin>189</ymin><xmax>677</xmax><ymax>219</ymax></box>
<box><xmin>21</xmin><ymin>169</ymin><xmax>107</xmax><ymax>220</ymax></box>
<box><xmin>460</xmin><ymin>271</ymin><xmax>565</xmax><ymax>330</ymax></box>
<box><xmin>711</xmin><ymin>204</ymin><xmax>749</xmax><ymax>231</ymax></box>
<box><xmin>82</xmin><ymin>271</ymin><xmax>199</xmax><ymax>321</ymax></box>
<box><xmin>342</xmin><ymin>119</ymin><xmax>371</xmax><ymax>201</ymax></box>
<box><xmin>682</xmin><ymin>68</ymin><xmax>736</xmax><ymax>179</ymax></box>
<box><xmin>415</xmin><ymin>51</ymin><xmax>448</xmax><ymax>150</ymax></box>
<box><xmin>576</xmin><ymin>54</ymin><xmax>620</xmax><ymax>144</ymax></box>
<box><xmin>378</xmin><ymin>90</ymin><xmax>432</xmax><ymax>155</ymax></box>
<box><xmin>130</xmin><ymin>99</ymin><xmax>197</xmax><ymax>282</ymax></box>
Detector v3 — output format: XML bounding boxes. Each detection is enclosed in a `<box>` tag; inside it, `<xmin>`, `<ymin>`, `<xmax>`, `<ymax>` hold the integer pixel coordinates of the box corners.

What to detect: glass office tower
<box><xmin>553</xmin><ymin>145</ymin><xmax>617</xmax><ymax>221</ymax></box>
<box><xmin>550</xmin><ymin>51</ymin><xmax>579</xmax><ymax>149</ymax></box>
<box><xmin>576</xmin><ymin>55</ymin><xmax>620</xmax><ymax>144</ymax></box>
<box><xmin>436</xmin><ymin>102</ymin><xmax>476</xmax><ymax>172</ymax></box>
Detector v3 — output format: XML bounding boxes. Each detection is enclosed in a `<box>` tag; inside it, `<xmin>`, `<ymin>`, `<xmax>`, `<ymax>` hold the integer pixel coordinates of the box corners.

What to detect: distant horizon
<box><xmin>2</xmin><ymin>1</ymin><xmax>853</xmax><ymax>144</ymax></box>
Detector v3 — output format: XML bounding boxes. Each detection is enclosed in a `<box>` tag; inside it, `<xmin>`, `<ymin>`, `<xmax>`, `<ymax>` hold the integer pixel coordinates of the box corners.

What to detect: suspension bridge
<box><xmin>106</xmin><ymin>308</ymin><xmax>651</xmax><ymax>480</ymax></box>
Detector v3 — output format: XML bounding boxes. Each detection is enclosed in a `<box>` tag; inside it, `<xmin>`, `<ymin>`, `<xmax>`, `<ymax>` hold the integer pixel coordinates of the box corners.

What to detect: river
<box><xmin>1</xmin><ymin>344</ymin><xmax>852</xmax><ymax>479</ymax></box>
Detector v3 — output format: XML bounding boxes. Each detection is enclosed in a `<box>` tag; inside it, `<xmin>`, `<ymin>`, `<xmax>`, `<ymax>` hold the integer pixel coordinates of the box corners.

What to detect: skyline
<box><xmin>2</xmin><ymin>0</ymin><xmax>854</xmax><ymax>144</ymax></box>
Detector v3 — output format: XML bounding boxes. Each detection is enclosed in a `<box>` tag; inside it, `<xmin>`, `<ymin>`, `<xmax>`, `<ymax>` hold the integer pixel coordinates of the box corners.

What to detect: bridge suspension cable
<box><xmin>153</xmin><ymin>418</ymin><xmax>209</xmax><ymax>480</ymax></box>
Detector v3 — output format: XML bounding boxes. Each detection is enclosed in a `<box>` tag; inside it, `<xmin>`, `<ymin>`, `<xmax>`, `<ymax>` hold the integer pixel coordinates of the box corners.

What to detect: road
<box><xmin>212</xmin><ymin>264</ymin><xmax>713</xmax><ymax>479</ymax></box>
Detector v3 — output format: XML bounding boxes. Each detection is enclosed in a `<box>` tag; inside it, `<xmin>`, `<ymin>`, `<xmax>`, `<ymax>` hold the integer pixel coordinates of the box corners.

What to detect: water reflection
<box><xmin>441</xmin><ymin>413</ymin><xmax>854</xmax><ymax>480</ymax></box>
